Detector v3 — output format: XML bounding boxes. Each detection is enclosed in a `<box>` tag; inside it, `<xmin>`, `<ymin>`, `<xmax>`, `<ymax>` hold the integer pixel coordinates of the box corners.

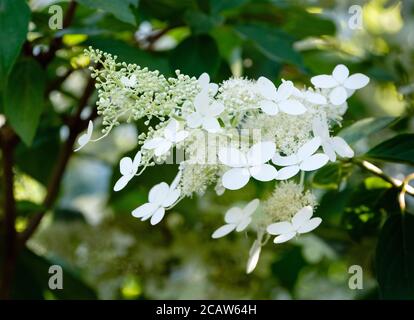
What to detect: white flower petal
<box><xmin>243</xmin><ymin>199</ymin><xmax>260</xmax><ymax>217</ymax></box>
<box><xmin>171</xmin><ymin>130</ymin><xmax>189</xmax><ymax>143</ymax></box>
<box><xmin>332</xmin><ymin>64</ymin><xmax>349</xmax><ymax>83</ymax></box>
<box><xmin>305</xmin><ymin>91</ymin><xmax>327</xmax><ymax>105</ymax></box>
<box><xmin>275</xmin><ymin>165</ymin><xmax>300</xmax><ymax>180</ymax></box>
<box><xmin>132</xmin><ymin>202</ymin><xmax>158</xmax><ymax>218</ymax></box>
<box><xmin>194</xmin><ymin>90</ymin><xmax>210</xmax><ymax>114</ymax></box>
<box><xmin>143</xmin><ymin>137</ymin><xmax>164</xmax><ymax>149</ymax></box>
<box><xmin>310</xmin><ymin>75</ymin><xmax>337</xmax><ymax>88</ymax></box>
<box><xmin>154</xmin><ymin>140</ymin><xmax>172</xmax><ymax>156</ymax></box>
<box><xmin>208</xmin><ymin>101</ymin><xmax>224</xmax><ymax>117</ymax></box>
<box><xmin>218</xmin><ymin>147</ymin><xmax>247</xmax><ymax>167</ymax></box>
<box><xmin>322</xmin><ymin>141</ymin><xmax>337</xmax><ymax>162</ymax></box>
<box><xmin>266</xmin><ymin>221</ymin><xmax>294</xmax><ymax>235</ymax></box>
<box><xmin>212</xmin><ymin>224</ymin><xmax>237</xmax><ymax>239</ymax></box>
<box><xmin>225</xmin><ymin>207</ymin><xmax>244</xmax><ymax>224</ymax></box>
<box><xmin>272</xmin><ymin>154</ymin><xmax>299</xmax><ymax>166</ymax></box>
<box><xmin>132</xmin><ymin>151</ymin><xmax>142</xmax><ymax>171</ymax></box>
<box><xmin>164</xmin><ymin>119</ymin><xmax>180</xmax><ymax>139</ymax></box>
<box><xmin>74</xmin><ymin>121</ymin><xmax>93</xmax><ymax>151</ymax></box>
<box><xmin>236</xmin><ymin>217</ymin><xmax>252</xmax><ymax>232</ymax></box>
<box><xmin>275</xmin><ymin>80</ymin><xmax>294</xmax><ymax>101</ymax></box>
<box><xmin>246</xmin><ymin>240</ymin><xmax>261</xmax><ymax>274</ymax></box>
<box><xmin>250</xmin><ymin>164</ymin><xmax>278</xmax><ymax>181</ymax></box>
<box><xmin>257</xmin><ymin>76</ymin><xmax>277</xmax><ymax>100</ymax></box>
<box><xmin>198</xmin><ymin>73</ymin><xmax>210</xmax><ymax>88</ymax></box>
<box><xmin>222</xmin><ymin>168</ymin><xmax>250</xmax><ymax>190</ymax></box>
<box><xmin>202</xmin><ymin>117</ymin><xmax>221</xmax><ymax>133</ymax></box>
<box><xmin>332</xmin><ymin>137</ymin><xmax>354</xmax><ymax>158</ymax></box>
<box><xmin>246</xmin><ymin>141</ymin><xmax>276</xmax><ymax>165</ymax></box>
<box><xmin>186</xmin><ymin>112</ymin><xmax>203</xmax><ymax>128</ymax></box>
<box><xmin>297</xmin><ymin>137</ymin><xmax>321</xmax><ymax>161</ymax></box>
<box><xmin>344</xmin><ymin>73</ymin><xmax>369</xmax><ymax>90</ymax></box>
<box><xmin>113</xmin><ymin>175</ymin><xmax>132</xmax><ymax>192</ymax></box>
<box><xmin>260</xmin><ymin>100</ymin><xmax>279</xmax><ymax>115</ymax></box>
<box><xmin>297</xmin><ymin>217</ymin><xmax>322</xmax><ymax>234</ymax></box>
<box><xmin>300</xmin><ymin>153</ymin><xmax>329</xmax><ymax>171</ymax></box>
<box><xmin>273</xmin><ymin>231</ymin><xmax>296</xmax><ymax>243</ymax></box>
<box><xmin>162</xmin><ymin>188</ymin><xmax>180</xmax><ymax>207</ymax></box>
<box><xmin>292</xmin><ymin>206</ymin><xmax>313</xmax><ymax>230</ymax></box>
<box><xmin>209</xmin><ymin>83</ymin><xmax>219</xmax><ymax>96</ymax></box>
<box><xmin>278</xmin><ymin>99</ymin><xmax>307</xmax><ymax>115</ymax></box>
<box><xmin>312</xmin><ymin>117</ymin><xmax>329</xmax><ymax>140</ymax></box>
<box><xmin>119</xmin><ymin>157</ymin><xmax>133</xmax><ymax>176</ymax></box>
<box><xmin>329</xmin><ymin>86</ymin><xmax>348</xmax><ymax>105</ymax></box>
<box><xmin>150</xmin><ymin>207</ymin><xmax>166</xmax><ymax>225</ymax></box>
<box><xmin>149</xmin><ymin>182</ymin><xmax>170</xmax><ymax>205</ymax></box>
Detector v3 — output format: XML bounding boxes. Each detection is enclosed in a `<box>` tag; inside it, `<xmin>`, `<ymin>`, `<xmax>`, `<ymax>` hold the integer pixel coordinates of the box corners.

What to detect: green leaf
<box><xmin>18</xmin><ymin>249</ymin><xmax>97</xmax><ymax>300</ymax></box>
<box><xmin>271</xmin><ymin>246</ymin><xmax>307</xmax><ymax>292</ymax></box>
<box><xmin>4</xmin><ymin>60</ymin><xmax>46</xmax><ymax>145</ymax></box>
<box><xmin>184</xmin><ymin>10</ymin><xmax>223</xmax><ymax>35</ymax></box>
<box><xmin>209</xmin><ymin>0</ymin><xmax>249</xmax><ymax>14</ymax></box>
<box><xmin>376</xmin><ymin>213</ymin><xmax>414</xmax><ymax>299</ymax></box>
<box><xmin>282</xmin><ymin>9</ymin><xmax>336</xmax><ymax>38</ymax></box>
<box><xmin>0</xmin><ymin>0</ymin><xmax>31</xmax><ymax>89</ymax></box>
<box><xmin>169</xmin><ymin>35</ymin><xmax>220</xmax><ymax>77</ymax></box>
<box><xmin>312</xmin><ymin>163</ymin><xmax>352</xmax><ymax>190</ymax></box>
<box><xmin>365</xmin><ymin>134</ymin><xmax>414</xmax><ymax>165</ymax></box>
<box><xmin>15</xmin><ymin>126</ymin><xmax>60</xmax><ymax>185</ymax></box>
<box><xmin>234</xmin><ymin>24</ymin><xmax>304</xmax><ymax>68</ymax></box>
<box><xmin>77</xmin><ymin>0</ymin><xmax>138</xmax><ymax>25</ymax></box>
<box><xmin>338</xmin><ymin>117</ymin><xmax>397</xmax><ymax>145</ymax></box>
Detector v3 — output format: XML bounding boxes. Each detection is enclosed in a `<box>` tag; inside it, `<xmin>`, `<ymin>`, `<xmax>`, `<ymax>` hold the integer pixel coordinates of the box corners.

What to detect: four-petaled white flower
<box><xmin>312</xmin><ymin>116</ymin><xmax>354</xmax><ymax>162</ymax></box>
<box><xmin>120</xmin><ymin>74</ymin><xmax>137</xmax><ymax>88</ymax></box>
<box><xmin>186</xmin><ymin>89</ymin><xmax>224</xmax><ymax>133</ymax></box>
<box><xmin>74</xmin><ymin>120</ymin><xmax>93</xmax><ymax>152</ymax></box>
<box><xmin>266</xmin><ymin>206</ymin><xmax>322</xmax><ymax>243</ymax></box>
<box><xmin>272</xmin><ymin>137</ymin><xmax>329</xmax><ymax>180</ymax></box>
<box><xmin>257</xmin><ymin>77</ymin><xmax>307</xmax><ymax>116</ymax></box>
<box><xmin>143</xmin><ymin>119</ymin><xmax>188</xmax><ymax>156</ymax></box>
<box><xmin>219</xmin><ymin>141</ymin><xmax>278</xmax><ymax>190</ymax></box>
<box><xmin>132</xmin><ymin>182</ymin><xmax>180</xmax><ymax>225</ymax></box>
<box><xmin>311</xmin><ymin>64</ymin><xmax>369</xmax><ymax>106</ymax></box>
<box><xmin>198</xmin><ymin>73</ymin><xmax>218</xmax><ymax>95</ymax></box>
<box><xmin>113</xmin><ymin>151</ymin><xmax>142</xmax><ymax>192</ymax></box>
<box><xmin>212</xmin><ymin>199</ymin><xmax>260</xmax><ymax>238</ymax></box>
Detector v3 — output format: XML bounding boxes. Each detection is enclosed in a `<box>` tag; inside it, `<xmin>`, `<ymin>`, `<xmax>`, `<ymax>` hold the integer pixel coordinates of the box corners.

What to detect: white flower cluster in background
<box><xmin>79</xmin><ymin>48</ymin><xmax>369</xmax><ymax>273</ymax></box>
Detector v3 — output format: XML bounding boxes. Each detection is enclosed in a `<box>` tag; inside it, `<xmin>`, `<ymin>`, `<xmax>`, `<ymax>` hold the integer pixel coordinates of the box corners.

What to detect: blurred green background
<box><xmin>0</xmin><ymin>0</ymin><xmax>413</xmax><ymax>300</ymax></box>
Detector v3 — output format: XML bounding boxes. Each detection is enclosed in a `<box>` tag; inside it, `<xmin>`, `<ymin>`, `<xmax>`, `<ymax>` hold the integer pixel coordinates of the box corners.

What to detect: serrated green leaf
<box><xmin>365</xmin><ymin>134</ymin><xmax>414</xmax><ymax>165</ymax></box>
<box><xmin>376</xmin><ymin>213</ymin><xmax>414</xmax><ymax>299</ymax></box>
<box><xmin>0</xmin><ymin>0</ymin><xmax>31</xmax><ymax>89</ymax></box>
<box><xmin>4</xmin><ymin>60</ymin><xmax>46</xmax><ymax>145</ymax></box>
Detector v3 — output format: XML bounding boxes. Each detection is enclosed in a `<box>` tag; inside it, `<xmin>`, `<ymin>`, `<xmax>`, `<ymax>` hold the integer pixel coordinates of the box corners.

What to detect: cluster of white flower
<box><xmin>78</xmin><ymin>48</ymin><xmax>369</xmax><ymax>273</ymax></box>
